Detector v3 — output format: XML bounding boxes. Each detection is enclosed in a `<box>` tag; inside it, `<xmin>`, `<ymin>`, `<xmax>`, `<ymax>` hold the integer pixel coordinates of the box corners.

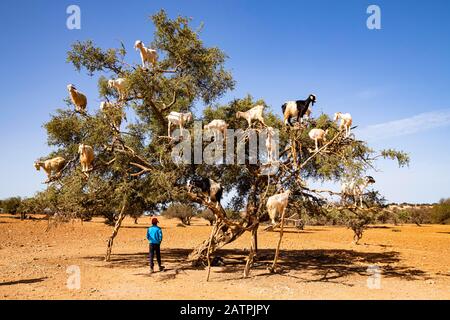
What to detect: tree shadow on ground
<box><xmin>83</xmin><ymin>247</ymin><xmax>430</xmax><ymax>284</ymax></box>
<box><xmin>214</xmin><ymin>249</ymin><xmax>430</xmax><ymax>283</ymax></box>
<box><xmin>367</xmin><ymin>225</ymin><xmax>392</xmax><ymax>229</ymax></box>
<box><xmin>0</xmin><ymin>277</ymin><xmax>48</xmax><ymax>286</ymax></box>
<box><xmin>121</xmin><ymin>225</ymin><xmax>151</xmax><ymax>229</ymax></box>
<box><xmin>265</xmin><ymin>229</ymin><xmax>315</xmax><ymax>234</ymax></box>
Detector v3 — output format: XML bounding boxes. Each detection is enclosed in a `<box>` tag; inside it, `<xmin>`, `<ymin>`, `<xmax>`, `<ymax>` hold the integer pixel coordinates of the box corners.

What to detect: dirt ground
<box><xmin>0</xmin><ymin>214</ymin><xmax>449</xmax><ymax>300</ymax></box>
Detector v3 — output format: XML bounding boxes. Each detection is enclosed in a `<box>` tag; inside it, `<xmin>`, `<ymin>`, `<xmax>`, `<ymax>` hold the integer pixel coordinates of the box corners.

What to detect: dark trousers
<box><xmin>149</xmin><ymin>243</ymin><xmax>161</xmax><ymax>269</ymax></box>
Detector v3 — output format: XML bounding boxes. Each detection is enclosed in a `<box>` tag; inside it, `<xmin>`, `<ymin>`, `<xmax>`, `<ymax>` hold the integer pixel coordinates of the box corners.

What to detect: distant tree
<box><xmin>162</xmin><ymin>203</ymin><xmax>196</xmax><ymax>225</ymax></box>
<box><xmin>0</xmin><ymin>197</ymin><xmax>22</xmax><ymax>216</ymax></box>
<box><xmin>409</xmin><ymin>207</ymin><xmax>432</xmax><ymax>226</ymax></box>
<box><xmin>199</xmin><ymin>209</ymin><xmax>216</xmax><ymax>226</ymax></box>
<box><xmin>396</xmin><ymin>210</ymin><xmax>410</xmax><ymax>224</ymax></box>
<box><xmin>432</xmin><ymin>198</ymin><xmax>450</xmax><ymax>224</ymax></box>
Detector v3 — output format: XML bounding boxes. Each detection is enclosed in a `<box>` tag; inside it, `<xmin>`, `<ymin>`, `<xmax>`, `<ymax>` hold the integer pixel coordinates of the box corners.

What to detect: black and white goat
<box><xmin>187</xmin><ymin>176</ymin><xmax>223</xmax><ymax>205</ymax></box>
<box><xmin>282</xmin><ymin>94</ymin><xmax>316</xmax><ymax>126</ymax></box>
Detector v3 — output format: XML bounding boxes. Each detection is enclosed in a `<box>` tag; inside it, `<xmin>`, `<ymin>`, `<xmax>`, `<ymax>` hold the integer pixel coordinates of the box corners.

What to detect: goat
<box><xmin>204</xmin><ymin>119</ymin><xmax>228</xmax><ymax>141</ymax></box>
<box><xmin>308</xmin><ymin>128</ymin><xmax>329</xmax><ymax>152</ymax></box>
<box><xmin>34</xmin><ymin>157</ymin><xmax>66</xmax><ymax>182</ymax></box>
<box><xmin>108</xmin><ymin>78</ymin><xmax>128</xmax><ymax>100</ymax></box>
<box><xmin>334</xmin><ymin>112</ymin><xmax>353</xmax><ymax>137</ymax></box>
<box><xmin>341</xmin><ymin>176</ymin><xmax>376</xmax><ymax>208</ymax></box>
<box><xmin>266</xmin><ymin>190</ymin><xmax>291</xmax><ymax>225</ymax></box>
<box><xmin>67</xmin><ymin>84</ymin><xmax>87</xmax><ymax>114</ymax></box>
<box><xmin>134</xmin><ymin>40</ymin><xmax>158</xmax><ymax>69</ymax></box>
<box><xmin>282</xmin><ymin>94</ymin><xmax>316</xmax><ymax>126</ymax></box>
<box><xmin>167</xmin><ymin>111</ymin><xmax>193</xmax><ymax>137</ymax></box>
<box><xmin>100</xmin><ymin>101</ymin><xmax>125</xmax><ymax>131</ymax></box>
<box><xmin>236</xmin><ymin>105</ymin><xmax>266</xmax><ymax>128</ymax></box>
<box><xmin>265</xmin><ymin>126</ymin><xmax>276</xmax><ymax>162</ymax></box>
<box><xmin>78</xmin><ymin>144</ymin><xmax>94</xmax><ymax>177</ymax></box>
<box><xmin>187</xmin><ymin>176</ymin><xmax>223</xmax><ymax>205</ymax></box>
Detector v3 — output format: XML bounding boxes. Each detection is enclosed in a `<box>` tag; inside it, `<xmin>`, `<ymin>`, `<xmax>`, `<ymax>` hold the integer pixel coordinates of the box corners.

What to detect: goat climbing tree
<box><xmin>38</xmin><ymin>10</ymin><xmax>409</xmax><ymax>274</ymax></box>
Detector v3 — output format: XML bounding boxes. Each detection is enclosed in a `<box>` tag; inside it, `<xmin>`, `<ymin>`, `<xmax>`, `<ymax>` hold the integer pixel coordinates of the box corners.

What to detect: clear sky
<box><xmin>0</xmin><ymin>0</ymin><xmax>449</xmax><ymax>203</ymax></box>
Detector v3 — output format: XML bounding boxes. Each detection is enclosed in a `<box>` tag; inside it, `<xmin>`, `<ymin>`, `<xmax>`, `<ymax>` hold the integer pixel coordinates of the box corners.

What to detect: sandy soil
<box><xmin>0</xmin><ymin>214</ymin><xmax>449</xmax><ymax>300</ymax></box>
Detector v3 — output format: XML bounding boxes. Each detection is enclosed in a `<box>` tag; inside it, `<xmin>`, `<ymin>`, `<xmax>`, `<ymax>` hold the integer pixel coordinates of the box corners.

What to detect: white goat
<box><xmin>265</xmin><ymin>126</ymin><xmax>276</xmax><ymax>162</ymax></box>
<box><xmin>78</xmin><ymin>144</ymin><xmax>94</xmax><ymax>177</ymax></box>
<box><xmin>204</xmin><ymin>119</ymin><xmax>228</xmax><ymax>141</ymax></box>
<box><xmin>341</xmin><ymin>176</ymin><xmax>376</xmax><ymax>208</ymax></box>
<box><xmin>67</xmin><ymin>84</ymin><xmax>87</xmax><ymax>114</ymax></box>
<box><xmin>266</xmin><ymin>190</ymin><xmax>291</xmax><ymax>225</ymax></box>
<box><xmin>167</xmin><ymin>111</ymin><xmax>193</xmax><ymax>137</ymax></box>
<box><xmin>108</xmin><ymin>78</ymin><xmax>128</xmax><ymax>100</ymax></box>
<box><xmin>134</xmin><ymin>40</ymin><xmax>158</xmax><ymax>69</ymax></box>
<box><xmin>100</xmin><ymin>101</ymin><xmax>125</xmax><ymax>131</ymax></box>
<box><xmin>236</xmin><ymin>105</ymin><xmax>266</xmax><ymax>128</ymax></box>
<box><xmin>34</xmin><ymin>157</ymin><xmax>66</xmax><ymax>182</ymax></box>
<box><xmin>308</xmin><ymin>128</ymin><xmax>329</xmax><ymax>152</ymax></box>
<box><xmin>334</xmin><ymin>112</ymin><xmax>353</xmax><ymax>137</ymax></box>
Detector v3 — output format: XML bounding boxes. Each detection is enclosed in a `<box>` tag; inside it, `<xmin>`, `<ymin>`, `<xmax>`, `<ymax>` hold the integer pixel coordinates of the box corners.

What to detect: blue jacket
<box><xmin>147</xmin><ymin>225</ymin><xmax>163</xmax><ymax>244</ymax></box>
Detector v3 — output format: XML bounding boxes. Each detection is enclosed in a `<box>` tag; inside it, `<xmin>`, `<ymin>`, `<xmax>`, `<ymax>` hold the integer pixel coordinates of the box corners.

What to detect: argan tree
<box><xmin>37</xmin><ymin>10</ymin><xmax>409</xmax><ymax>275</ymax></box>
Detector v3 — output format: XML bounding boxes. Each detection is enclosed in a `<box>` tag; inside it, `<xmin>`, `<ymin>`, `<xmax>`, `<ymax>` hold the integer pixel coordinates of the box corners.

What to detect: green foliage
<box><xmin>432</xmin><ymin>198</ymin><xmax>450</xmax><ymax>224</ymax></box>
<box><xmin>199</xmin><ymin>209</ymin><xmax>216</xmax><ymax>226</ymax></box>
<box><xmin>162</xmin><ymin>203</ymin><xmax>197</xmax><ymax>225</ymax></box>
<box><xmin>67</xmin><ymin>40</ymin><xmax>126</xmax><ymax>76</ymax></box>
<box><xmin>0</xmin><ymin>197</ymin><xmax>22</xmax><ymax>214</ymax></box>
<box><xmin>381</xmin><ymin>149</ymin><xmax>410</xmax><ymax>167</ymax></box>
<box><xmin>396</xmin><ymin>210</ymin><xmax>410</xmax><ymax>223</ymax></box>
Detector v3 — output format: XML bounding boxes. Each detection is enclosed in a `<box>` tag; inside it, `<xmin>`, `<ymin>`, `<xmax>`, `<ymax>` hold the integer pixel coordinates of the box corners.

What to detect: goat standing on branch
<box><xmin>266</xmin><ymin>190</ymin><xmax>291</xmax><ymax>225</ymax></box>
<box><xmin>282</xmin><ymin>94</ymin><xmax>316</xmax><ymax>126</ymax></box>
<box><xmin>187</xmin><ymin>176</ymin><xmax>223</xmax><ymax>206</ymax></box>
<box><xmin>308</xmin><ymin>128</ymin><xmax>329</xmax><ymax>152</ymax></box>
<box><xmin>34</xmin><ymin>157</ymin><xmax>66</xmax><ymax>182</ymax></box>
<box><xmin>341</xmin><ymin>176</ymin><xmax>376</xmax><ymax>208</ymax></box>
<box><xmin>108</xmin><ymin>78</ymin><xmax>128</xmax><ymax>101</ymax></box>
<box><xmin>236</xmin><ymin>105</ymin><xmax>266</xmax><ymax>128</ymax></box>
<box><xmin>167</xmin><ymin>111</ymin><xmax>193</xmax><ymax>137</ymax></box>
<box><xmin>204</xmin><ymin>119</ymin><xmax>228</xmax><ymax>141</ymax></box>
<box><xmin>67</xmin><ymin>84</ymin><xmax>87</xmax><ymax>114</ymax></box>
<box><xmin>334</xmin><ymin>112</ymin><xmax>353</xmax><ymax>137</ymax></box>
<box><xmin>134</xmin><ymin>40</ymin><xmax>158</xmax><ymax>69</ymax></box>
<box><xmin>78</xmin><ymin>144</ymin><xmax>94</xmax><ymax>178</ymax></box>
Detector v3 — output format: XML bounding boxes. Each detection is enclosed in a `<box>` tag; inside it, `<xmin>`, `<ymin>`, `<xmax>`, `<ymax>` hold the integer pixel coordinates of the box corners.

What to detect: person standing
<box><xmin>146</xmin><ymin>217</ymin><xmax>164</xmax><ymax>273</ymax></box>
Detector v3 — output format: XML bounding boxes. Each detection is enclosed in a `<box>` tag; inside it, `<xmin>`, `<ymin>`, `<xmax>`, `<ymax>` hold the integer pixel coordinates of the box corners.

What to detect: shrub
<box><xmin>199</xmin><ymin>209</ymin><xmax>216</xmax><ymax>226</ymax></box>
<box><xmin>0</xmin><ymin>197</ymin><xmax>22</xmax><ymax>215</ymax></box>
<box><xmin>162</xmin><ymin>203</ymin><xmax>196</xmax><ymax>225</ymax></box>
<box><xmin>432</xmin><ymin>198</ymin><xmax>450</xmax><ymax>224</ymax></box>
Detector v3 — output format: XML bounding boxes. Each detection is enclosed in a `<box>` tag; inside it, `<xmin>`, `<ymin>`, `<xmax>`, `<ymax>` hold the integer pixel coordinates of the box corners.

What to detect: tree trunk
<box><xmin>269</xmin><ymin>208</ymin><xmax>287</xmax><ymax>272</ymax></box>
<box><xmin>243</xmin><ymin>225</ymin><xmax>258</xmax><ymax>278</ymax></box>
<box><xmin>206</xmin><ymin>222</ymin><xmax>219</xmax><ymax>281</ymax></box>
<box><xmin>188</xmin><ymin>219</ymin><xmax>246</xmax><ymax>266</ymax></box>
<box><xmin>105</xmin><ymin>200</ymin><xmax>127</xmax><ymax>261</ymax></box>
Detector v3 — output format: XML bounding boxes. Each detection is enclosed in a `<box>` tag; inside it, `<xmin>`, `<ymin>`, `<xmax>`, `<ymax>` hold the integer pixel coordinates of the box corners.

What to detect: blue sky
<box><xmin>0</xmin><ymin>0</ymin><xmax>449</xmax><ymax>203</ymax></box>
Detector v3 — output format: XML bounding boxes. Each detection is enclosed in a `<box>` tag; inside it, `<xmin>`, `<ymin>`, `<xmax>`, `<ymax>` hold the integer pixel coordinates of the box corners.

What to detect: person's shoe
<box><xmin>158</xmin><ymin>265</ymin><xmax>165</xmax><ymax>272</ymax></box>
<box><xmin>149</xmin><ymin>268</ymin><xmax>154</xmax><ymax>274</ymax></box>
